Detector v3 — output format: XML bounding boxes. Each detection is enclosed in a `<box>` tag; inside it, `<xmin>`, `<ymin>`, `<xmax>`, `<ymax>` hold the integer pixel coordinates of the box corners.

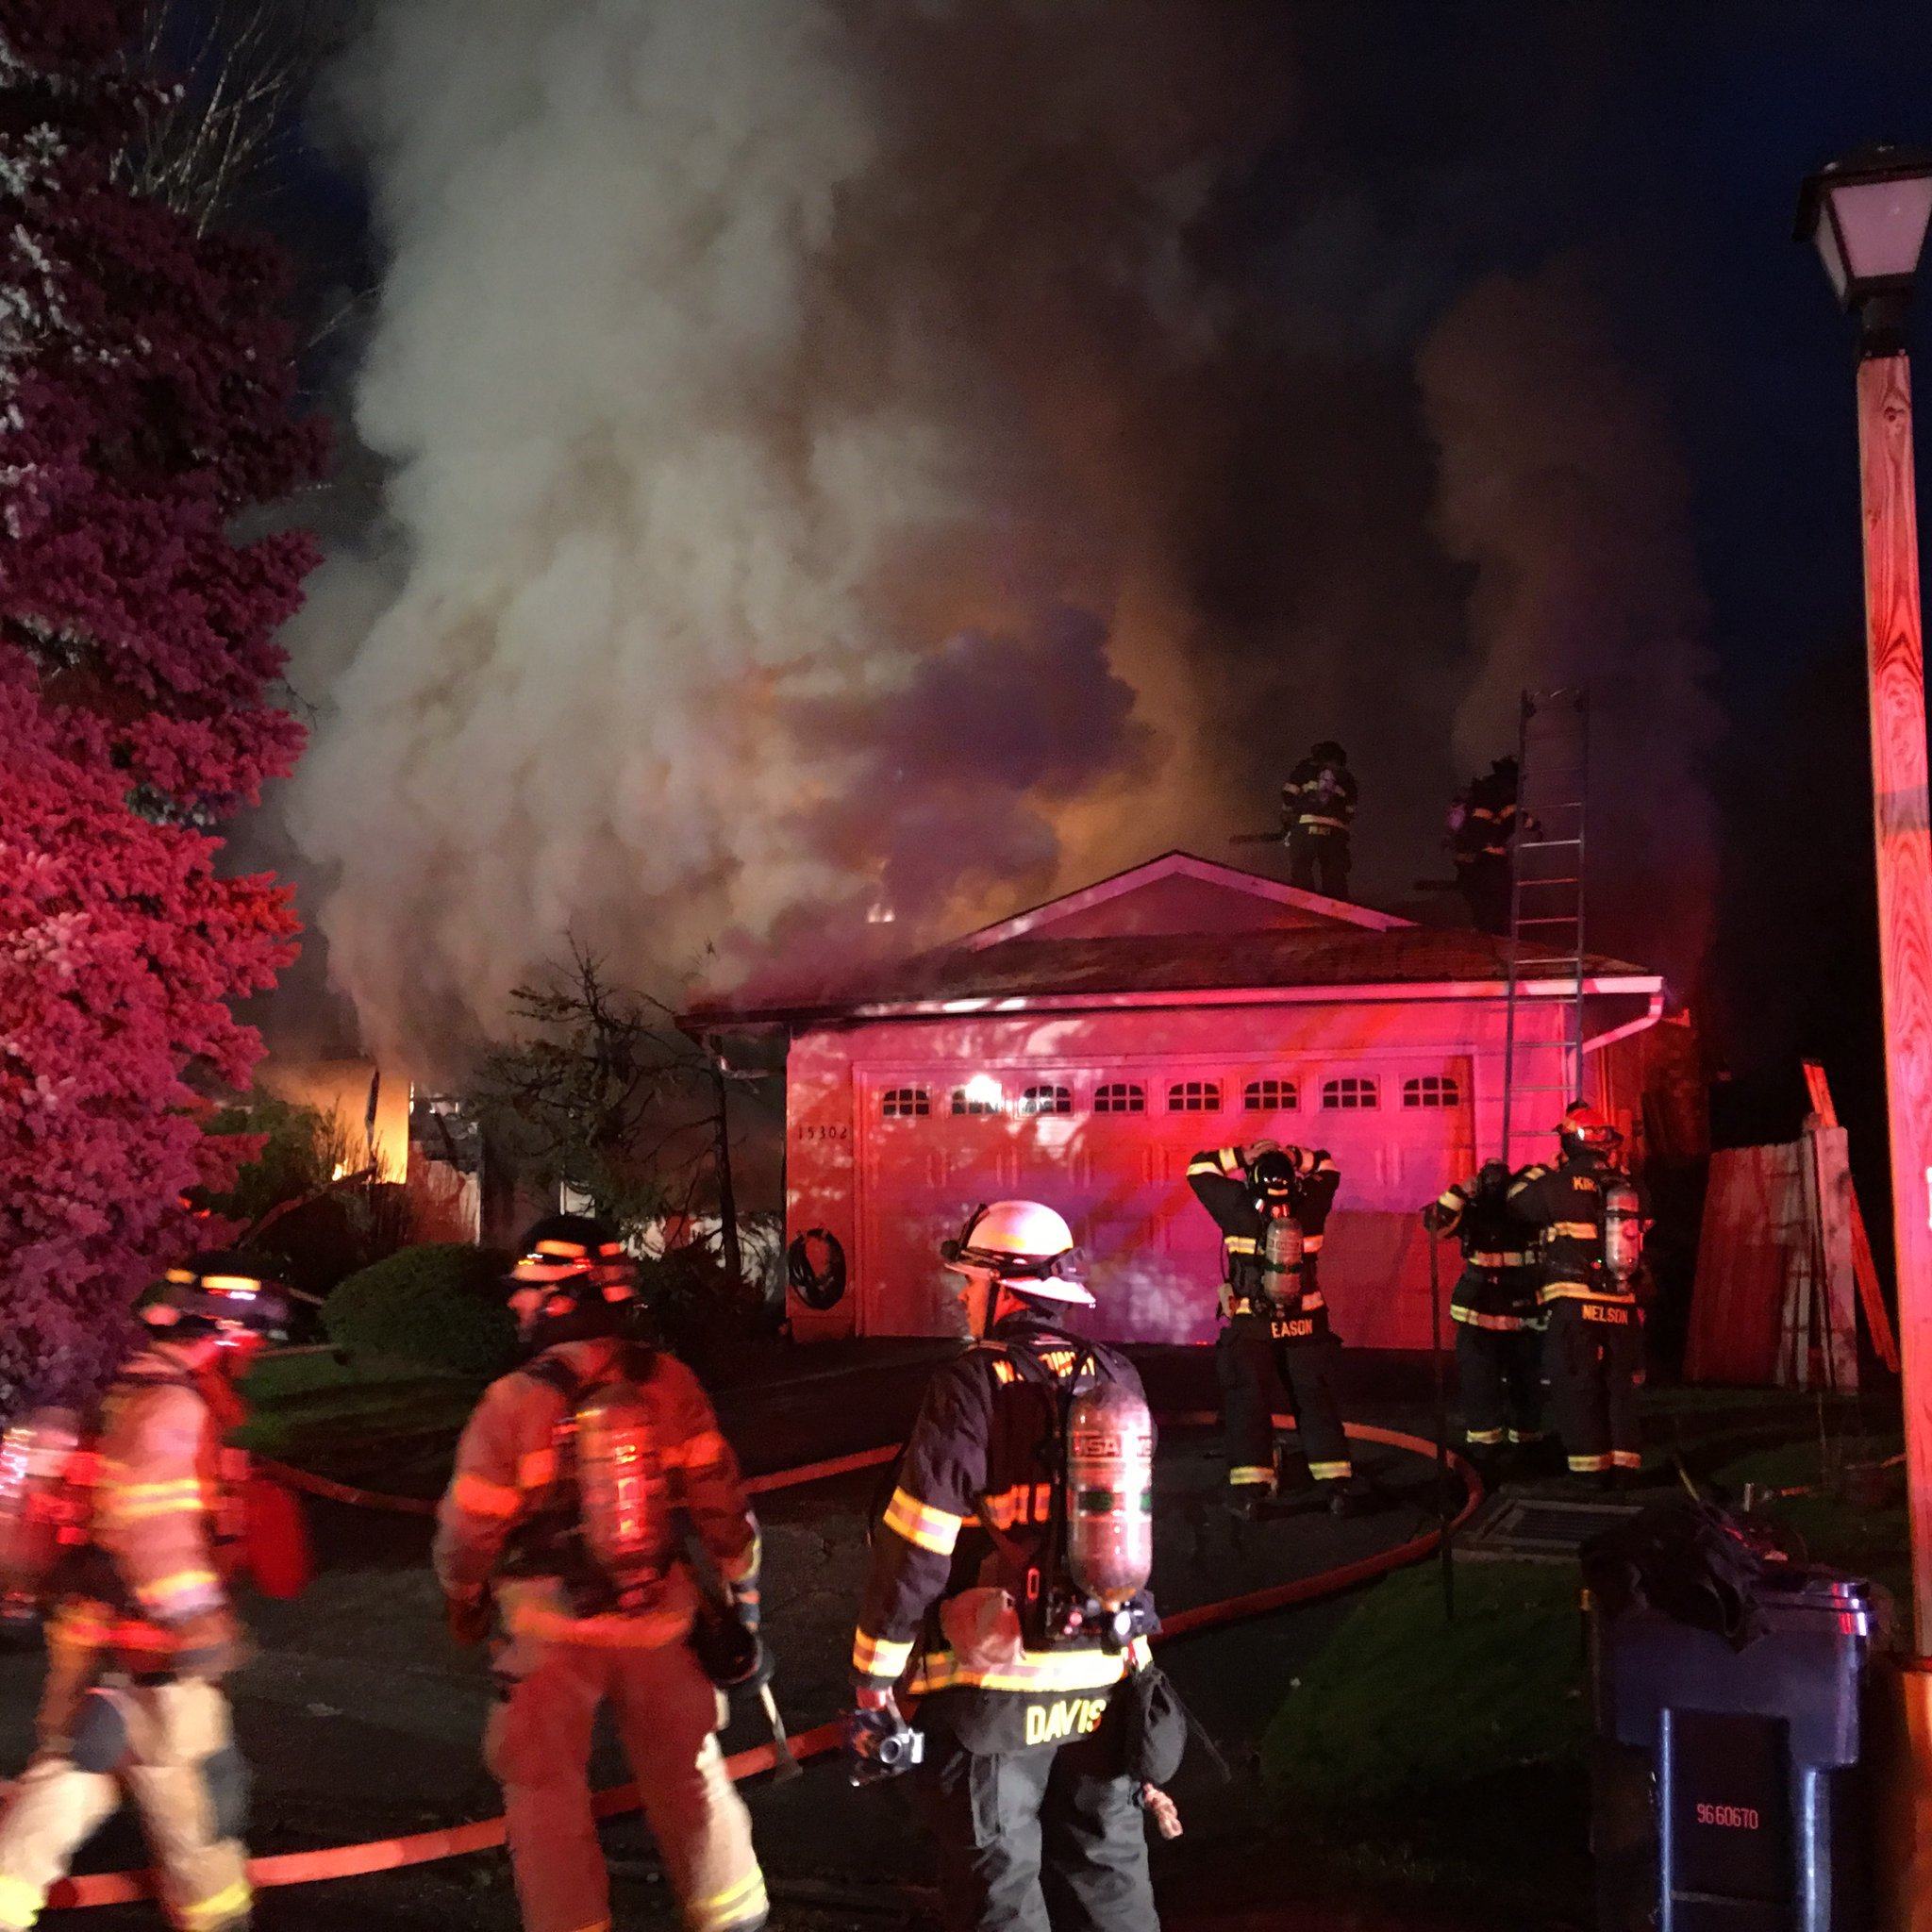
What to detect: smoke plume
<box><xmin>1418</xmin><ymin>257</ymin><xmax>1722</xmax><ymax>988</ymax></box>
<box><xmin>289</xmin><ymin>0</ymin><xmax>1292</xmax><ymax>1068</ymax></box>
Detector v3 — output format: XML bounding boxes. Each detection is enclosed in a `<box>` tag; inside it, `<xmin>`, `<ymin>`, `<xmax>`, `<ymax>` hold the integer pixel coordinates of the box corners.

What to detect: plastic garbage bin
<box><xmin>1587</xmin><ymin>1508</ymin><xmax>1874</xmax><ymax>1932</ymax></box>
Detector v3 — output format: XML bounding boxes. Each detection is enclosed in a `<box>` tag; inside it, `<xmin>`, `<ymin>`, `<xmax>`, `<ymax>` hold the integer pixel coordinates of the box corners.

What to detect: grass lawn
<box><xmin>1256</xmin><ymin>1383</ymin><xmax>1907</xmax><ymax>1927</ymax></box>
<box><xmin>238</xmin><ymin>1350</ymin><xmax>488</xmax><ymax>1495</ymax></box>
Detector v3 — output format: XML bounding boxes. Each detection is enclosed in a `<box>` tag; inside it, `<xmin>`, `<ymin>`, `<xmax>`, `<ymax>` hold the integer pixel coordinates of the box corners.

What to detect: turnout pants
<box><xmin>0</xmin><ymin>1632</ymin><xmax>249</xmax><ymax>1932</ymax></box>
<box><xmin>1454</xmin><ymin>1324</ymin><xmax>1545</xmax><ymax>1449</ymax></box>
<box><xmin>1541</xmin><ymin>1298</ymin><xmax>1642</xmax><ymax>1474</ymax></box>
<box><xmin>1288</xmin><ymin>827</ymin><xmax>1350</xmax><ymax>899</ymax></box>
<box><xmin>913</xmin><ymin>1717</ymin><xmax>1158</xmax><ymax>1932</ymax></box>
<box><xmin>1217</xmin><ymin>1315</ymin><xmax>1353</xmax><ymax>1490</ymax></box>
<box><xmin>486</xmin><ymin>1630</ymin><xmax>765</xmax><ymax>1932</ymax></box>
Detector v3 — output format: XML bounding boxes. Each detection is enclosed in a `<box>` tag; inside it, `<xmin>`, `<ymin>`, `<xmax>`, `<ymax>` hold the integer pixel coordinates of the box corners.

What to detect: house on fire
<box><xmin>685</xmin><ymin>851</ymin><xmax>1671</xmax><ymax>1351</ymax></box>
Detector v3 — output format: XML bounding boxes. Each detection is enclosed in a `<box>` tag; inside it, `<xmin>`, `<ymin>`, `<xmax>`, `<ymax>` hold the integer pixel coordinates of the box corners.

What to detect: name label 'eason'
<box><xmin>1693</xmin><ymin>1802</ymin><xmax>1761</xmax><ymax>1830</ymax></box>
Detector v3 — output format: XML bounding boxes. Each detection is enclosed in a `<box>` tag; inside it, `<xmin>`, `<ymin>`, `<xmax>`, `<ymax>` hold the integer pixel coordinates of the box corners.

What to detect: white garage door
<box><xmin>854</xmin><ymin>1057</ymin><xmax>1474</xmax><ymax>1348</ymax></box>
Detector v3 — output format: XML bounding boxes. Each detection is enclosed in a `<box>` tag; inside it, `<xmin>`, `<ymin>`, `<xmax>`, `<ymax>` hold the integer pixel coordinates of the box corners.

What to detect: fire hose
<box><xmin>39</xmin><ymin>1416</ymin><xmax>1478</xmax><ymax>1912</ymax></box>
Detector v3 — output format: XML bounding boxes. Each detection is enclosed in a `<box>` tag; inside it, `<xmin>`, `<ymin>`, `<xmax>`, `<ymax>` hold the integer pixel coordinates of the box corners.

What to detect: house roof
<box><xmin>955</xmin><ymin>849</ymin><xmax>1408</xmax><ymax>947</ymax></box>
<box><xmin>685</xmin><ymin>922</ymin><xmax>1659</xmax><ymax>1029</ymax></box>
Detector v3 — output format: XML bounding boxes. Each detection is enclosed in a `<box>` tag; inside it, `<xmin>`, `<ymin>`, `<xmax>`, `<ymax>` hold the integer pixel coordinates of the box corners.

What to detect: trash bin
<box><xmin>1585</xmin><ymin>1500</ymin><xmax>1875</xmax><ymax>1932</ymax></box>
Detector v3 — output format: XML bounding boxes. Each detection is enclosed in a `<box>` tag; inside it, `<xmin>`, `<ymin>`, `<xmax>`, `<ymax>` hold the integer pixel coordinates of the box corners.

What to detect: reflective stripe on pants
<box><xmin>486</xmin><ymin>1629</ymin><xmax>765</xmax><ymax>1932</ymax></box>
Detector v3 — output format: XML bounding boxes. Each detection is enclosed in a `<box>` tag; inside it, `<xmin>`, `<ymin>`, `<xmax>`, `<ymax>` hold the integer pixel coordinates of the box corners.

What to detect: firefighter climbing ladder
<box><xmin>1499</xmin><ymin>687</ymin><xmax>1590</xmax><ymax>1167</ymax></box>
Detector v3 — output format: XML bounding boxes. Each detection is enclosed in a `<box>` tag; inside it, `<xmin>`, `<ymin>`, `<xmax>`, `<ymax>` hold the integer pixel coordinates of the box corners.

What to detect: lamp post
<box><xmin>1797</xmin><ymin>144</ymin><xmax>1932</xmax><ymax>1643</ymax></box>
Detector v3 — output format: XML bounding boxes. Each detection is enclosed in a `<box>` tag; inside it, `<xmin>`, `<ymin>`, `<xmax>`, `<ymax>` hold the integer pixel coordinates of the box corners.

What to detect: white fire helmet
<box><xmin>941</xmin><ymin>1201</ymin><xmax>1095</xmax><ymax>1307</ymax></box>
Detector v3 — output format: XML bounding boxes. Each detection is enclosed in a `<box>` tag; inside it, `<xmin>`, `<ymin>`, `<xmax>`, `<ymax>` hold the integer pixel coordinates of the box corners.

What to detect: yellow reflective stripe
<box><xmin>1186</xmin><ymin>1158</ymin><xmax>1223</xmax><ymax>1178</ymax></box>
<box><xmin>1308</xmin><ymin>1460</ymin><xmax>1353</xmax><ymax>1482</ymax></box>
<box><xmin>97</xmin><ymin>1477</ymin><xmax>208</xmax><ymax>1524</ymax></box>
<box><xmin>1569</xmin><ymin>1454</ymin><xmax>1611</xmax><ymax>1474</ymax></box>
<box><xmin>909</xmin><ymin>1643</ymin><xmax>1129</xmax><ymax>1695</ymax></box>
<box><xmin>517</xmin><ymin>1447</ymin><xmax>557</xmax><ymax>1490</ymax></box>
<box><xmin>665</xmin><ymin>1429</ymin><xmax>727</xmax><ymax>1471</ymax></box>
<box><xmin>1435</xmin><ymin>1190</ymin><xmax>1464</xmax><ymax>1210</ymax></box>
<box><xmin>1539</xmin><ymin>1285</ymin><xmax>1635</xmax><ymax>1307</ymax></box>
<box><xmin>137</xmin><ymin>1569</ymin><xmax>218</xmax><ymax>1607</ymax></box>
<box><xmin>1297</xmin><ymin>814</ymin><xmax>1349</xmax><ymax>829</ymax></box>
<box><xmin>689</xmin><ymin>1866</ymin><xmax>768</xmax><ymax>1932</ymax></box>
<box><xmin>1224</xmin><ymin>1236</ymin><xmax>1257</xmax><ymax>1256</ymax></box>
<box><xmin>851</xmin><ymin>1629</ymin><xmax>913</xmax><ymax>1679</ymax></box>
<box><xmin>0</xmin><ymin>1872</ymin><xmax>45</xmax><ymax>1929</ymax></box>
<box><xmin>1548</xmin><ymin>1221</ymin><xmax>1599</xmax><ymax>1240</ymax></box>
<box><xmin>452</xmin><ymin>1472</ymin><xmax>523</xmax><ymax>1518</ymax></box>
<box><xmin>177</xmin><ymin>1879</ymin><xmax>251</xmax><ymax>1929</ymax></box>
<box><xmin>883</xmin><ymin>1486</ymin><xmax>965</xmax><ymax>1556</ymax></box>
<box><xmin>1228</xmin><ymin>1466</ymin><xmax>1274</xmax><ymax>1486</ymax></box>
<box><xmin>1451</xmin><ymin>1306</ymin><xmax>1532</xmax><ymax>1332</ymax></box>
<box><xmin>1469</xmin><ymin>1251</ymin><xmax>1532</xmax><ymax>1267</ymax></box>
<box><xmin>1467</xmin><ymin>1428</ymin><xmax>1505</xmax><ymax>1446</ymax></box>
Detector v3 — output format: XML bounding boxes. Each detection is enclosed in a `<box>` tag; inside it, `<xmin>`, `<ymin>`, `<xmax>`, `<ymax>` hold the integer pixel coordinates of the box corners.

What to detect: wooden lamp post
<box><xmin>1797</xmin><ymin>145</ymin><xmax>1932</xmax><ymax>1643</ymax></box>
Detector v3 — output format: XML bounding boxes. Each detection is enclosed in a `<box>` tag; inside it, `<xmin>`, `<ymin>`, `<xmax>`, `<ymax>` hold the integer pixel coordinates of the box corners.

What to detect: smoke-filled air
<box><xmin>289</xmin><ymin>1</ymin><xmax>1719</xmax><ymax>1071</ymax></box>
<box><xmin>1419</xmin><ymin>258</ymin><xmax>1723</xmax><ymax>990</ymax></box>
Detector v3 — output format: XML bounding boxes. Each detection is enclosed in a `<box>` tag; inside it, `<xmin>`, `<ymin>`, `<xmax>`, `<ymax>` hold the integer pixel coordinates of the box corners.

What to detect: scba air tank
<box><xmin>1261</xmin><ymin>1213</ymin><xmax>1305</xmax><ymax>1304</ymax></box>
<box><xmin>1603</xmin><ymin>1178</ymin><xmax>1644</xmax><ymax>1286</ymax></box>
<box><xmin>1065</xmin><ymin>1379</ymin><xmax>1155</xmax><ymax>1610</ymax></box>
<box><xmin>573</xmin><ymin>1386</ymin><xmax>668</xmax><ymax>1609</ymax></box>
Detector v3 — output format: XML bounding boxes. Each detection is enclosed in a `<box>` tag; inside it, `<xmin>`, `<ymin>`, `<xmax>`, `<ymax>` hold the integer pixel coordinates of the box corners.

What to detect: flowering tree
<box><xmin>0</xmin><ymin>0</ymin><xmax>325</xmax><ymax>1406</ymax></box>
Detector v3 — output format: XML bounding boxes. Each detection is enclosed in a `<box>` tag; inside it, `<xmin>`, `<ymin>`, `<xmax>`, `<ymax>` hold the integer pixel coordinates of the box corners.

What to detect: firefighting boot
<box><xmin>1225</xmin><ymin>1483</ymin><xmax>1273</xmax><ymax>1523</ymax></box>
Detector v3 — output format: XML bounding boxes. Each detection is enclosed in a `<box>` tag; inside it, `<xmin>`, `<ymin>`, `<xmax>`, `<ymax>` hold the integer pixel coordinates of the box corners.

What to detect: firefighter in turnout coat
<box><xmin>1280</xmin><ymin>741</ymin><xmax>1357</xmax><ymax>898</ymax></box>
<box><xmin>1507</xmin><ymin>1107</ymin><xmax>1647</xmax><ymax>1484</ymax></box>
<box><xmin>1187</xmin><ymin>1141</ymin><xmax>1363</xmax><ymax>1516</ymax></box>
<box><xmin>0</xmin><ymin>1255</ymin><xmax>290</xmax><ymax>1932</ymax></box>
<box><xmin>435</xmin><ymin>1215</ymin><xmax>767</xmax><ymax>1932</ymax></box>
<box><xmin>848</xmin><ymin>1201</ymin><xmax>1162</xmax><ymax>1932</ymax></box>
<box><xmin>1422</xmin><ymin>1160</ymin><xmax>1547</xmax><ymax>1474</ymax></box>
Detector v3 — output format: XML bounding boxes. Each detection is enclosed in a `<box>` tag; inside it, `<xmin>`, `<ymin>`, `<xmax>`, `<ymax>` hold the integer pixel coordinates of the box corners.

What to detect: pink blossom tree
<box><xmin>0</xmin><ymin>0</ymin><xmax>325</xmax><ymax>1405</ymax></box>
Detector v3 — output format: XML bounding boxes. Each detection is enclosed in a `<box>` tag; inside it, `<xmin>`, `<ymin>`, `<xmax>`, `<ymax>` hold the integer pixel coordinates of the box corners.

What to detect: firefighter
<box><xmin>1422</xmin><ymin>1160</ymin><xmax>1547</xmax><ymax>1477</ymax></box>
<box><xmin>435</xmin><ymin>1214</ymin><xmax>768</xmax><ymax>1932</ymax></box>
<box><xmin>0</xmin><ymin>1252</ymin><xmax>290</xmax><ymax>1932</ymax></box>
<box><xmin>1186</xmin><ymin>1141</ymin><xmax>1366</xmax><ymax>1518</ymax></box>
<box><xmin>1454</xmin><ymin>756</ymin><xmax>1519</xmax><ymax>936</ymax></box>
<box><xmin>1280</xmin><ymin>740</ymin><xmax>1357</xmax><ymax>898</ymax></box>
<box><xmin>846</xmin><ymin>1201</ymin><xmax>1163</xmax><ymax>1932</ymax></box>
<box><xmin>1507</xmin><ymin>1107</ymin><xmax>1647</xmax><ymax>1486</ymax></box>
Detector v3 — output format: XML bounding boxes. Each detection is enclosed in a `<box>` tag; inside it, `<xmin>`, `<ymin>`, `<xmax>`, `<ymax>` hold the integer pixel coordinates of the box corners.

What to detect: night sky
<box><xmin>254</xmin><ymin>2</ymin><xmax>1932</xmax><ymax>1165</ymax></box>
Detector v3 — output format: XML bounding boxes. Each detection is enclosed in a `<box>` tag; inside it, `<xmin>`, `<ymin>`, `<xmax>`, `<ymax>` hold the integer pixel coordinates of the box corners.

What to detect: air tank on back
<box><xmin>1604</xmin><ymin>1178</ymin><xmax>1644</xmax><ymax>1287</ymax></box>
<box><xmin>1066</xmin><ymin>1378</ymin><xmax>1155</xmax><ymax>1611</ymax></box>
<box><xmin>573</xmin><ymin>1384</ymin><xmax>667</xmax><ymax>1610</ymax></box>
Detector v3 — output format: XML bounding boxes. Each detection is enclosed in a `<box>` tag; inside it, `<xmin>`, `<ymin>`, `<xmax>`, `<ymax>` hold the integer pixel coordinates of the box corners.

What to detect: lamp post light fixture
<box><xmin>1797</xmin><ymin>143</ymin><xmax>1932</xmax><ymax>1644</ymax></box>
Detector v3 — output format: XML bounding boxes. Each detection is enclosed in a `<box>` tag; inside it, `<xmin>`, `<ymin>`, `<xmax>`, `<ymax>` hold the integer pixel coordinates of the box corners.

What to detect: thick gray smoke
<box><xmin>289</xmin><ymin>0</ymin><xmax>1290</xmax><ymax>1069</ymax></box>
<box><xmin>1418</xmin><ymin>258</ymin><xmax>1722</xmax><ymax>989</ymax></box>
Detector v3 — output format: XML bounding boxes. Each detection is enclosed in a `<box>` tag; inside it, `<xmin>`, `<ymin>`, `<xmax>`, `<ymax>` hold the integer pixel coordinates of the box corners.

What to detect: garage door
<box><xmin>854</xmin><ymin>1058</ymin><xmax>1473</xmax><ymax>1348</ymax></box>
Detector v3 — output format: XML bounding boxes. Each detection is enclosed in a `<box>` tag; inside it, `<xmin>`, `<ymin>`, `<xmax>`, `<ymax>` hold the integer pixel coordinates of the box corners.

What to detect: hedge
<box><xmin>324</xmin><ymin>1243</ymin><xmax>515</xmax><ymax>1377</ymax></box>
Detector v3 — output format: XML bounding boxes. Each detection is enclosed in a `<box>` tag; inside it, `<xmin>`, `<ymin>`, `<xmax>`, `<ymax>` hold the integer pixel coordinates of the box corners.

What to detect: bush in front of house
<box><xmin>324</xmin><ymin>1243</ymin><xmax>515</xmax><ymax>1376</ymax></box>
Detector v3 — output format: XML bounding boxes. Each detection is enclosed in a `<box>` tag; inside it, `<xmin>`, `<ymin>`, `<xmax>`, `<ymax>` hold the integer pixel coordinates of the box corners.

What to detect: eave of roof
<box><xmin>683</xmin><ymin>924</ymin><xmax>1660</xmax><ymax>1031</ymax></box>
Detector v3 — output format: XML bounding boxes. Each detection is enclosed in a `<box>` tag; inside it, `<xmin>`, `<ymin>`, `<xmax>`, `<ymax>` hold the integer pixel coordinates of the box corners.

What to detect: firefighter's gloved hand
<box><xmin>171</xmin><ymin>1608</ymin><xmax>247</xmax><ymax>1680</ymax></box>
<box><xmin>1241</xmin><ymin>1139</ymin><xmax>1281</xmax><ymax>1166</ymax></box>
<box><xmin>444</xmin><ymin>1591</ymin><xmax>491</xmax><ymax>1648</ymax></box>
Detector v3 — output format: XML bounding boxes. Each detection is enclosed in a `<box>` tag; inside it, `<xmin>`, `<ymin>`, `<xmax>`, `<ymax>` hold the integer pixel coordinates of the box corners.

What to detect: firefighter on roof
<box><xmin>1507</xmin><ymin>1106</ymin><xmax>1650</xmax><ymax>1487</ymax></box>
<box><xmin>1280</xmin><ymin>740</ymin><xmax>1357</xmax><ymax>898</ymax></box>
<box><xmin>1187</xmin><ymin>1141</ymin><xmax>1368</xmax><ymax>1517</ymax></box>
<box><xmin>0</xmin><ymin>1253</ymin><xmax>291</xmax><ymax>1932</ymax></box>
<box><xmin>1422</xmin><ymin>1159</ymin><xmax>1548</xmax><ymax>1476</ymax></box>
<box><xmin>435</xmin><ymin>1214</ymin><xmax>768</xmax><ymax>1932</ymax></box>
<box><xmin>1453</xmin><ymin>755</ymin><xmax>1519</xmax><ymax>935</ymax></box>
<box><xmin>846</xmin><ymin>1201</ymin><xmax>1165</xmax><ymax>1932</ymax></box>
